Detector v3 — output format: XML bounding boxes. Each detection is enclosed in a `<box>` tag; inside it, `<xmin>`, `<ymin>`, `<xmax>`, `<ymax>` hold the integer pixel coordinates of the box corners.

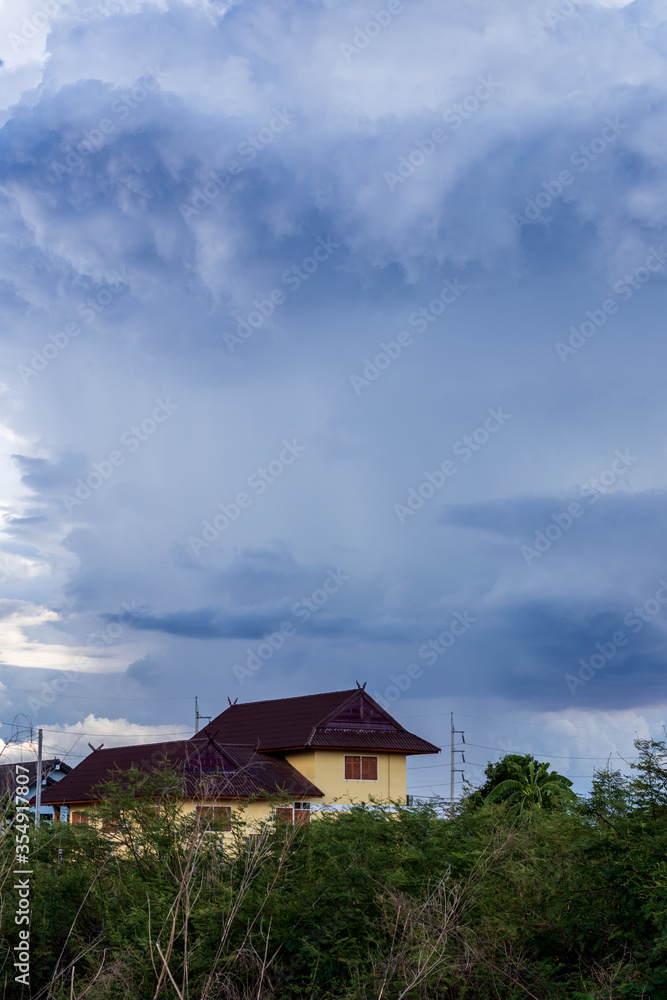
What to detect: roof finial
<box><xmin>227</xmin><ymin>696</ymin><xmax>238</xmax><ymax>706</ymax></box>
<box><xmin>88</xmin><ymin>742</ymin><xmax>104</xmax><ymax>752</ymax></box>
<box><xmin>355</xmin><ymin>681</ymin><xmax>367</xmax><ymax>690</ymax></box>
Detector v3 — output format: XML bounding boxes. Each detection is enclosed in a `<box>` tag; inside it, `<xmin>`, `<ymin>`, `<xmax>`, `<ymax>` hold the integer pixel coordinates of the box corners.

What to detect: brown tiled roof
<box><xmin>0</xmin><ymin>758</ymin><xmax>72</xmax><ymax>796</ymax></box>
<box><xmin>308</xmin><ymin>730</ymin><xmax>439</xmax><ymax>752</ymax></box>
<box><xmin>40</xmin><ymin>740</ymin><xmax>323</xmax><ymax>806</ymax></box>
<box><xmin>200</xmin><ymin>689</ymin><xmax>440</xmax><ymax>756</ymax></box>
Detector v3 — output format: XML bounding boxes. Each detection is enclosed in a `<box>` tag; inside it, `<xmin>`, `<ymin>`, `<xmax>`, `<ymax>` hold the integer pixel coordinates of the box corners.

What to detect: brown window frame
<box><xmin>275</xmin><ymin>802</ymin><xmax>313</xmax><ymax>825</ymax></box>
<box><xmin>345</xmin><ymin>755</ymin><xmax>378</xmax><ymax>781</ymax></box>
<box><xmin>70</xmin><ymin>811</ymin><xmax>89</xmax><ymax>826</ymax></box>
<box><xmin>195</xmin><ymin>805</ymin><xmax>232</xmax><ymax>833</ymax></box>
<box><xmin>294</xmin><ymin>801</ymin><xmax>311</xmax><ymax>825</ymax></box>
<box><xmin>275</xmin><ymin>806</ymin><xmax>294</xmax><ymax>825</ymax></box>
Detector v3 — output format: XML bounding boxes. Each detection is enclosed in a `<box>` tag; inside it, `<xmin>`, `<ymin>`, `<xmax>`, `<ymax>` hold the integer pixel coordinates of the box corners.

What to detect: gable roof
<box><xmin>0</xmin><ymin>758</ymin><xmax>72</xmax><ymax>796</ymax></box>
<box><xmin>40</xmin><ymin>739</ymin><xmax>323</xmax><ymax>806</ymax></box>
<box><xmin>199</xmin><ymin>689</ymin><xmax>440</xmax><ymax>755</ymax></box>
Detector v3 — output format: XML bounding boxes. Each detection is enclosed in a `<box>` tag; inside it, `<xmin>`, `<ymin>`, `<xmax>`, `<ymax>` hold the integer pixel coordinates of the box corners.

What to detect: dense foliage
<box><xmin>2</xmin><ymin>738</ymin><xmax>667</xmax><ymax>999</ymax></box>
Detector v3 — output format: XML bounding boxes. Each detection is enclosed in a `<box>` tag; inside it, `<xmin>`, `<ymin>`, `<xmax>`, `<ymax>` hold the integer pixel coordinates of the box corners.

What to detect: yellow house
<box><xmin>40</xmin><ymin>687</ymin><xmax>440</xmax><ymax>828</ymax></box>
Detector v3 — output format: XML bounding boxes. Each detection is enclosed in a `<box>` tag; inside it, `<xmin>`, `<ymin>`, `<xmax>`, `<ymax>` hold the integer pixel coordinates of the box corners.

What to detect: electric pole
<box><xmin>35</xmin><ymin>728</ymin><xmax>43</xmax><ymax>829</ymax></box>
<box><xmin>449</xmin><ymin>713</ymin><xmax>465</xmax><ymax>818</ymax></box>
<box><xmin>194</xmin><ymin>696</ymin><xmax>211</xmax><ymax>734</ymax></box>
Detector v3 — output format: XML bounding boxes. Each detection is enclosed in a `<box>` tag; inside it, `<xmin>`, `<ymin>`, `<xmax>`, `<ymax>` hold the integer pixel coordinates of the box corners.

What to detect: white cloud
<box><xmin>0</xmin><ymin>601</ymin><xmax>150</xmax><ymax>671</ymax></box>
<box><xmin>0</xmin><ymin>713</ymin><xmax>190</xmax><ymax>767</ymax></box>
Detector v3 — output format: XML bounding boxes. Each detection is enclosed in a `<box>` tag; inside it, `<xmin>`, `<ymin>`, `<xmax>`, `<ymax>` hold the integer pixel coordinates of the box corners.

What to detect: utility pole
<box><xmin>194</xmin><ymin>696</ymin><xmax>211</xmax><ymax>734</ymax></box>
<box><xmin>449</xmin><ymin>713</ymin><xmax>465</xmax><ymax>818</ymax></box>
<box><xmin>35</xmin><ymin>728</ymin><xmax>43</xmax><ymax>829</ymax></box>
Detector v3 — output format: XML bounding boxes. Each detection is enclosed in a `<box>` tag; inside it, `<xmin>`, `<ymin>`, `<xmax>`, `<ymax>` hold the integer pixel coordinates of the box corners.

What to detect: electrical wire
<box><xmin>5</xmin><ymin>688</ymin><xmax>189</xmax><ymax>702</ymax></box>
<box><xmin>5</xmin><ymin>687</ymin><xmax>234</xmax><ymax>706</ymax></box>
<box><xmin>461</xmin><ymin>740</ymin><xmax>636</xmax><ymax>761</ymax></box>
<box><xmin>398</xmin><ymin>711</ymin><xmax>655</xmax><ymax>736</ymax></box>
<box><xmin>0</xmin><ymin>720</ymin><xmax>191</xmax><ymax>738</ymax></box>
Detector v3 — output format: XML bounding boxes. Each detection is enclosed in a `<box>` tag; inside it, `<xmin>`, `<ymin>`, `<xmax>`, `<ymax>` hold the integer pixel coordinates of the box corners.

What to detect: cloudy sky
<box><xmin>0</xmin><ymin>0</ymin><xmax>665</xmax><ymax>795</ymax></box>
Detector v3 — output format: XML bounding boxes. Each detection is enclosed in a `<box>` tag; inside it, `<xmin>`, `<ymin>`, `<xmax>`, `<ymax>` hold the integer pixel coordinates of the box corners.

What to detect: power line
<box><xmin>399</xmin><ymin>711</ymin><xmax>654</xmax><ymax>737</ymax></box>
<box><xmin>4</xmin><ymin>687</ymin><xmax>233</xmax><ymax>706</ymax></box>
<box><xmin>5</xmin><ymin>688</ymin><xmax>190</xmax><ymax>702</ymax></box>
<box><xmin>456</xmin><ymin>712</ymin><xmax>661</xmax><ymax>735</ymax></box>
<box><xmin>461</xmin><ymin>740</ymin><xmax>636</xmax><ymax>762</ymax></box>
<box><xmin>0</xmin><ymin>720</ymin><xmax>191</xmax><ymax>738</ymax></box>
<box><xmin>408</xmin><ymin>762</ymin><xmax>453</xmax><ymax>770</ymax></box>
<box><xmin>409</xmin><ymin>759</ymin><xmax>488</xmax><ymax>770</ymax></box>
<box><xmin>409</xmin><ymin>780</ymin><xmax>465</xmax><ymax>789</ymax></box>
<box><xmin>457</xmin><ymin>712</ymin><xmax>639</xmax><ymax>730</ymax></box>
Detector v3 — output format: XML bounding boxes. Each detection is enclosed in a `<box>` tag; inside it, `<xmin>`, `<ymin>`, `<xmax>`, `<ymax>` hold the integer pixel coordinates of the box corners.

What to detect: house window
<box><xmin>102</xmin><ymin>818</ymin><xmax>118</xmax><ymax>833</ymax></box>
<box><xmin>344</xmin><ymin>755</ymin><xmax>378</xmax><ymax>781</ymax></box>
<box><xmin>294</xmin><ymin>802</ymin><xmax>311</xmax><ymax>825</ymax></box>
<box><xmin>195</xmin><ymin>805</ymin><xmax>232</xmax><ymax>832</ymax></box>
<box><xmin>70</xmin><ymin>811</ymin><xmax>89</xmax><ymax>825</ymax></box>
<box><xmin>274</xmin><ymin>804</ymin><xmax>311</xmax><ymax>826</ymax></box>
<box><xmin>275</xmin><ymin>807</ymin><xmax>294</xmax><ymax>825</ymax></box>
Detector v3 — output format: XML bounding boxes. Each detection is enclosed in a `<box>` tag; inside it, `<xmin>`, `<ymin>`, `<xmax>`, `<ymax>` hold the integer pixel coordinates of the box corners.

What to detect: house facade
<box><xmin>0</xmin><ymin>758</ymin><xmax>72</xmax><ymax>822</ymax></box>
<box><xmin>40</xmin><ymin>688</ymin><xmax>439</xmax><ymax>827</ymax></box>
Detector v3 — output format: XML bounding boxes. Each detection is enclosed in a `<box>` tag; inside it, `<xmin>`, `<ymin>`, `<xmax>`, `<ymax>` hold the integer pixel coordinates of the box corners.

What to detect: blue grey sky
<box><xmin>0</xmin><ymin>0</ymin><xmax>665</xmax><ymax>795</ymax></box>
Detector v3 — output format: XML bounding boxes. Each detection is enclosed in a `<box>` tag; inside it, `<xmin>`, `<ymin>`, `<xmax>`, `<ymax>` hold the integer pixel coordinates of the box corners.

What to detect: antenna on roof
<box><xmin>88</xmin><ymin>742</ymin><xmax>104</xmax><ymax>752</ymax></box>
<box><xmin>227</xmin><ymin>697</ymin><xmax>238</xmax><ymax>706</ymax></box>
<box><xmin>195</xmin><ymin>696</ymin><xmax>212</xmax><ymax>734</ymax></box>
<box><xmin>355</xmin><ymin>681</ymin><xmax>367</xmax><ymax>690</ymax></box>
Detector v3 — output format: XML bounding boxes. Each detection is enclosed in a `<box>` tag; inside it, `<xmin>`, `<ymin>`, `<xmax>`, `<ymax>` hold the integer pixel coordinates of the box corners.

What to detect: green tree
<box><xmin>476</xmin><ymin>753</ymin><xmax>543</xmax><ymax>798</ymax></box>
<box><xmin>584</xmin><ymin>763</ymin><xmax>630</xmax><ymax>826</ymax></box>
<box><xmin>629</xmin><ymin>734</ymin><xmax>667</xmax><ymax>823</ymax></box>
<box><xmin>462</xmin><ymin>753</ymin><xmax>568</xmax><ymax>811</ymax></box>
<box><xmin>485</xmin><ymin>759</ymin><xmax>574</xmax><ymax>811</ymax></box>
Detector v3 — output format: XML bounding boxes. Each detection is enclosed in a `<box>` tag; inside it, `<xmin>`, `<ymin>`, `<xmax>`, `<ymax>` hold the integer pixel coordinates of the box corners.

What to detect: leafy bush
<box><xmin>2</xmin><ymin>739</ymin><xmax>666</xmax><ymax>998</ymax></box>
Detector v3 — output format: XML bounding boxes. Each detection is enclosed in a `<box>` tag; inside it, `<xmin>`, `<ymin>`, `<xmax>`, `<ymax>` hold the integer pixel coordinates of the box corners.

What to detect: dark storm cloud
<box><xmin>469</xmin><ymin>597</ymin><xmax>667</xmax><ymax>711</ymax></box>
<box><xmin>2</xmin><ymin>0</ymin><xmax>667</xmax><ymax>755</ymax></box>
<box><xmin>106</xmin><ymin>604</ymin><xmax>422</xmax><ymax>643</ymax></box>
<box><xmin>441</xmin><ymin>490</ymin><xmax>667</xmax><ymax>543</ymax></box>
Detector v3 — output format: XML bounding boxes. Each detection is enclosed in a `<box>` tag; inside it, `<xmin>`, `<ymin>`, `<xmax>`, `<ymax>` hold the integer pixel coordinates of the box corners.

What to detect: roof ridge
<box><xmin>225</xmin><ymin>688</ymin><xmax>358</xmax><ymax>708</ymax></box>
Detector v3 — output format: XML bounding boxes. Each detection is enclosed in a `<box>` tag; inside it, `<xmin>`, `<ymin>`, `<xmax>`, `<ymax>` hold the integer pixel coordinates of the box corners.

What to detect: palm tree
<box><xmin>485</xmin><ymin>761</ymin><xmax>573</xmax><ymax>811</ymax></box>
